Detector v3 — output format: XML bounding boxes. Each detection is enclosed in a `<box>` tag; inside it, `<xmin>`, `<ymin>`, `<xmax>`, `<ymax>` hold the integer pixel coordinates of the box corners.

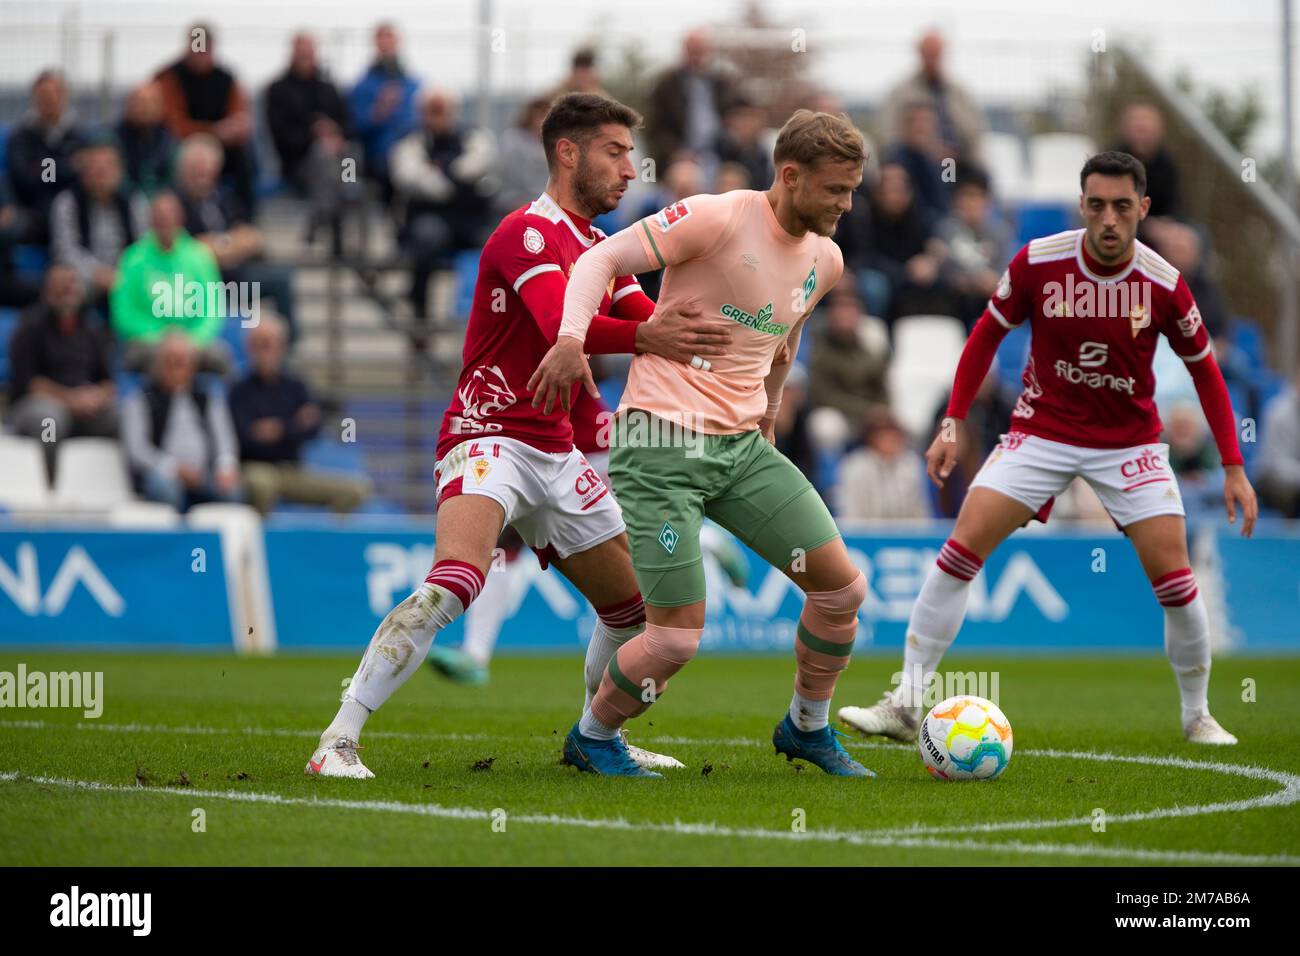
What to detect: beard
<box><xmin>573</xmin><ymin>153</ymin><xmax>618</xmax><ymax>215</ymax></box>
<box><xmin>797</xmin><ymin>204</ymin><xmax>837</xmax><ymax>237</ymax></box>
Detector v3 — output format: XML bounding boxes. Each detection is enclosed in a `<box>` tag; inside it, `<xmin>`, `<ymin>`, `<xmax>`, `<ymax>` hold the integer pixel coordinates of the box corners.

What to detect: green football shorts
<box><xmin>609</xmin><ymin>409</ymin><xmax>841</xmax><ymax>607</ymax></box>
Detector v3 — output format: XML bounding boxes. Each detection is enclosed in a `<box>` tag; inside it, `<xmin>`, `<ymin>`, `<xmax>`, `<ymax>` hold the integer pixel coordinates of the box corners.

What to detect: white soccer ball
<box><xmin>919</xmin><ymin>695</ymin><xmax>1013</xmax><ymax>781</ymax></box>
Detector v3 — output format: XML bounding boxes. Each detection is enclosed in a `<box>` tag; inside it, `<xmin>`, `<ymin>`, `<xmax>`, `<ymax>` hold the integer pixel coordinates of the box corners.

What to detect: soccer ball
<box><xmin>919</xmin><ymin>695</ymin><xmax>1013</xmax><ymax>781</ymax></box>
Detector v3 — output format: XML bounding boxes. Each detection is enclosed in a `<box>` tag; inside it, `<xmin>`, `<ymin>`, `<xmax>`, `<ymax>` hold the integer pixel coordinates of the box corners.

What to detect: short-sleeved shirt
<box><xmin>993</xmin><ymin>228</ymin><xmax>1213</xmax><ymax>448</ymax></box>
<box><xmin>624</xmin><ymin>189</ymin><xmax>843</xmax><ymax>434</ymax></box>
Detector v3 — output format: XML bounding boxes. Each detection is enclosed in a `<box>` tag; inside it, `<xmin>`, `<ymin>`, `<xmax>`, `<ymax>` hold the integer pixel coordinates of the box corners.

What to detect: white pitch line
<box><xmin>6</xmin><ymin>717</ymin><xmax>1300</xmax><ymax>839</ymax></box>
<box><xmin>1</xmin><ymin>769</ymin><xmax>1295</xmax><ymax>866</ymax></box>
<box><xmin>873</xmin><ymin>748</ymin><xmax>1300</xmax><ymax>837</ymax></box>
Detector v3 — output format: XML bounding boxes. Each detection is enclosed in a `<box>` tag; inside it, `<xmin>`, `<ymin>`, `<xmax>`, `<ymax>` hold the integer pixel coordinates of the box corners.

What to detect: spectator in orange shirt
<box><xmin>154</xmin><ymin>23</ymin><xmax>256</xmax><ymax>214</ymax></box>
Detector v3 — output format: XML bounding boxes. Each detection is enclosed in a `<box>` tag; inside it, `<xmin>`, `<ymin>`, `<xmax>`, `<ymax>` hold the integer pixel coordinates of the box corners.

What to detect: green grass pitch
<box><xmin>1</xmin><ymin>651</ymin><xmax>1297</xmax><ymax>866</ymax></box>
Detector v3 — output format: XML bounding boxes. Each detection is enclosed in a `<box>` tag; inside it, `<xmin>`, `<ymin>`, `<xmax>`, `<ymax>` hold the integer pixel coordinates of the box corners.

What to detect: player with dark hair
<box><xmin>306</xmin><ymin>93</ymin><xmax>732</xmax><ymax>778</ymax></box>
<box><xmin>839</xmin><ymin>150</ymin><xmax>1256</xmax><ymax>747</ymax></box>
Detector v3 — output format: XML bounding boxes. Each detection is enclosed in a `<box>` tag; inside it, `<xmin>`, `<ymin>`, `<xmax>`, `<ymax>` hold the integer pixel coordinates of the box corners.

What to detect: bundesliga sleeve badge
<box><xmin>523</xmin><ymin>226</ymin><xmax>545</xmax><ymax>254</ymax></box>
<box><xmin>655</xmin><ymin>200</ymin><xmax>692</xmax><ymax>231</ymax></box>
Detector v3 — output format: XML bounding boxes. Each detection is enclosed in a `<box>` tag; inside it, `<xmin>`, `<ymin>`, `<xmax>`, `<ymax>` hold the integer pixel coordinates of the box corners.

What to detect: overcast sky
<box><xmin>1</xmin><ymin>0</ymin><xmax>1294</xmax><ymax>160</ymax></box>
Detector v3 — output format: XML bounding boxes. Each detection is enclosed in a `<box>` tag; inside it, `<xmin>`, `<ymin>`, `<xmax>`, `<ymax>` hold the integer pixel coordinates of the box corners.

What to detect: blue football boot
<box><xmin>773</xmin><ymin>713</ymin><xmax>876</xmax><ymax>777</ymax></box>
<box><xmin>563</xmin><ymin>723</ymin><xmax>663</xmax><ymax>778</ymax></box>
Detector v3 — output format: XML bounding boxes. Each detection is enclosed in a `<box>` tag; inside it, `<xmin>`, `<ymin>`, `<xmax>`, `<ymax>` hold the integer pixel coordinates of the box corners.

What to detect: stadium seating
<box><xmin>0</xmin><ymin>306</ymin><xmax>19</xmax><ymax>387</ymax></box>
<box><xmin>0</xmin><ymin>434</ymin><xmax>51</xmax><ymax>510</ymax></box>
<box><xmin>889</xmin><ymin>315</ymin><xmax>967</xmax><ymax>438</ymax></box>
<box><xmin>105</xmin><ymin>500</ymin><xmax>182</xmax><ymax>528</ymax></box>
<box><xmin>1026</xmin><ymin>133</ymin><xmax>1096</xmax><ymax>203</ymax></box>
<box><xmin>51</xmin><ymin>437</ymin><xmax>133</xmax><ymax>512</ymax></box>
<box><xmin>983</xmin><ymin>131</ymin><xmax>1030</xmax><ymax>204</ymax></box>
<box><xmin>995</xmin><ymin>321</ymin><xmax>1031</xmax><ymax>392</ymax></box>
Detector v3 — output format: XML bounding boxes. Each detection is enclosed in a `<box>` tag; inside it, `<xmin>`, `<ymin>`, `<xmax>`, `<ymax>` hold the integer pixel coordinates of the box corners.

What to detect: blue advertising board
<box><xmin>2</xmin><ymin>519</ymin><xmax>1293</xmax><ymax>654</ymax></box>
<box><xmin>265</xmin><ymin>521</ymin><xmax>1169</xmax><ymax>653</ymax></box>
<box><xmin>1215</xmin><ymin>524</ymin><xmax>1300</xmax><ymax>650</ymax></box>
<box><xmin>0</xmin><ymin>526</ymin><xmax>232</xmax><ymax>646</ymax></box>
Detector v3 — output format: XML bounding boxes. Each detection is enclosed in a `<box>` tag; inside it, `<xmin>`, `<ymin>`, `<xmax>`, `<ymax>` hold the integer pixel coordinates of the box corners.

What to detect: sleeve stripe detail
<box><xmin>1181</xmin><ymin>340</ymin><xmax>1213</xmax><ymax>363</ymax></box>
<box><xmin>988</xmin><ymin>300</ymin><xmax>1016</xmax><ymax>330</ymax></box>
<box><xmin>639</xmin><ymin>219</ymin><xmax>666</xmax><ymax>268</ymax></box>
<box><xmin>610</xmin><ymin>283</ymin><xmax>642</xmax><ymax>304</ymax></box>
<box><xmin>512</xmin><ymin>263</ymin><xmax>562</xmax><ymax>293</ymax></box>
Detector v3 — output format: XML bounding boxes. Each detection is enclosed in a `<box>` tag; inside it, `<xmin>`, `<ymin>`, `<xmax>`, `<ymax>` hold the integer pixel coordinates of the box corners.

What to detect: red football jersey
<box><xmin>993</xmin><ymin>228</ymin><xmax>1213</xmax><ymax>449</ymax></box>
<box><xmin>436</xmin><ymin>192</ymin><xmax>645</xmax><ymax>460</ymax></box>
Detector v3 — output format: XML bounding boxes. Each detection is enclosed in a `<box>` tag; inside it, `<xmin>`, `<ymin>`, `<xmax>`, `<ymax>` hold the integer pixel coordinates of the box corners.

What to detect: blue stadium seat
<box><xmin>1013</xmin><ymin>201</ymin><xmax>1074</xmax><ymax>247</ymax></box>
<box><xmin>352</xmin><ymin>494</ymin><xmax>407</xmax><ymax>515</ymax></box>
<box><xmin>995</xmin><ymin>321</ymin><xmax>1030</xmax><ymax>392</ymax></box>
<box><xmin>795</xmin><ymin>322</ymin><xmax>815</xmax><ymax>365</ymax></box>
<box><xmin>219</xmin><ymin>318</ymin><xmax>249</xmax><ymax>375</ymax></box>
<box><xmin>12</xmin><ymin>245</ymin><xmax>48</xmax><ymax>280</ymax></box>
<box><xmin>453</xmin><ymin>248</ymin><xmax>480</xmax><ymax>321</ymax></box>
<box><xmin>1228</xmin><ymin>318</ymin><xmax>1266</xmax><ymax>371</ymax></box>
<box><xmin>0</xmin><ymin>307</ymin><xmax>19</xmax><ymax>387</ymax></box>
<box><xmin>300</xmin><ymin>435</ymin><xmax>367</xmax><ymax>475</ymax></box>
<box><xmin>113</xmin><ymin>369</ymin><xmax>146</xmax><ymax>397</ymax></box>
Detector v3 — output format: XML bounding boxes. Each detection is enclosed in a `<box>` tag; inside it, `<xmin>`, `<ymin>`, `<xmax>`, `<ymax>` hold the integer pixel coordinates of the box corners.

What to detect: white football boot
<box><xmin>1184</xmin><ymin>713</ymin><xmax>1238</xmax><ymax>745</ymax></box>
<box><xmin>838</xmin><ymin>688</ymin><xmax>922</xmax><ymax>743</ymax></box>
<box><xmin>622</xmin><ymin>730</ymin><xmax>686</xmax><ymax>770</ymax></box>
<box><xmin>305</xmin><ymin>735</ymin><xmax>375</xmax><ymax>778</ymax></box>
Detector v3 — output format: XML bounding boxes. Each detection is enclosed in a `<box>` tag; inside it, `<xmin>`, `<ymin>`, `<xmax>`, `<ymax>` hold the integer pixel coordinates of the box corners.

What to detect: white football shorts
<box><xmin>435</xmin><ymin>436</ymin><xmax>625</xmax><ymax>565</ymax></box>
<box><xmin>969</xmin><ymin>432</ymin><xmax>1185</xmax><ymax>528</ymax></box>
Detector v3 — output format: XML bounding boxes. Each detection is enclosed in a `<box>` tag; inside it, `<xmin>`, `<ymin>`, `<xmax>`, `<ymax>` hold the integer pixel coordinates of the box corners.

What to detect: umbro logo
<box><xmin>741</xmin><ymin>253</ymin><xmax>759</xmax><ymax>270</ymax></box>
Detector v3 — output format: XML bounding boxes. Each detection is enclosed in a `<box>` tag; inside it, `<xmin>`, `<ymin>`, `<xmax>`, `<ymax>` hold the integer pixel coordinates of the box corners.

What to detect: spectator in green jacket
<box><xmin>110</xmin><ymin>190</ymin><xmax>232</xmax><ymax>375</ymax></box>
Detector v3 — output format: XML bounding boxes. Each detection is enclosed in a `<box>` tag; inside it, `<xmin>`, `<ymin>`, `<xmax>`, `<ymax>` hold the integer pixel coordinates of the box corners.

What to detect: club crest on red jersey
<box><xmin>522</xmin><ymin>226</ymin><xmax>545</xmax><ymax>254</ymax></box>
<box><xmin>656</xmin><ymin>200</ymin><xmax>692</xmax><ymax>231</ymax></box>
<box><xmin>1129</xmin><ymin>303</ymin><xmax>1151</xmax><ymax>338</ymax></box>
<box><xmin>1178</xmin><ymin>305</ymin><xmax>1203</xmax><ymax>338</ymax></box>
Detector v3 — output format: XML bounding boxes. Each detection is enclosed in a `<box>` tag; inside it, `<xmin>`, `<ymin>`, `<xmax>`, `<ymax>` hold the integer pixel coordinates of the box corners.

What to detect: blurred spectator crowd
<box><xmin>1</xmin><ymin>21</ymin><xmax>1296</xmax><ymax>526</ymax></box>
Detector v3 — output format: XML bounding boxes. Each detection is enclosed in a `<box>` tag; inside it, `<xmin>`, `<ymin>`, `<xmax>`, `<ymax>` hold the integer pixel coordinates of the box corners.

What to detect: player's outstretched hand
<box><xmin>926</xmin><ymin>417</ymin><xmax>964</xmax><ymax>488</ymax></box>
<box><xmin>528</xmin><ymin>336</ymin><xmax>598</xmax><ymax>414</ymax></box>
<box><xmin>636</xmin><ymin>301</ymin><xmax>733</xmax><ymax>365</ymax></box>
<box><xmin>1222</xmin><ymin>465</ymin><xmax>1257</xmax><ymax>538</ymax></box>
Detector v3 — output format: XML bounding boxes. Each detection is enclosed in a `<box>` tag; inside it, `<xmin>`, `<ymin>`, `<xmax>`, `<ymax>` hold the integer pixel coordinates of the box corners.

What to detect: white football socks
<box><xmin>1163</xmin><ymin>592</ymin><xmax>1212</xmax><ymax>724</ymax></box>
<box><xmin>578</xmin><ymin>708</ymin><xmax>621</xmax><ymax>741</ymax></box>
<box><xmin>323</xmin><ymin>697</ymin><xmax>371</xmax><ymax>743</ymax></box>
<box><xmin>583</xmin><ymin>618</ymin><xmax>644</xmax><ymax>711</ymax></box>
<box><xmin>789</xmin><ymin>693</ymin><xmax>831</xmax><ymax>732</ymax></box>
<box><xmin>323</xmin><ymin>582</ymin><xmax>467</xmax><ymax>744</ymax></box>
<box><xmin>895</xmin><ymin>563</ymin><xmax>973</xmax><ymax>707</ymax></box>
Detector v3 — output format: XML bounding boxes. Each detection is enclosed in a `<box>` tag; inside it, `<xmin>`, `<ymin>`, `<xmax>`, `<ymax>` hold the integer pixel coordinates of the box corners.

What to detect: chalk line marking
<box><xmin>1</xmin><ymin>769</ymin><xmax>1295</xmax><ymax>866</ymax></box>
<box><xmin>4</xmin><ymin>717</ymin><xmax>1299</xmax><ymax>856</ymax></box>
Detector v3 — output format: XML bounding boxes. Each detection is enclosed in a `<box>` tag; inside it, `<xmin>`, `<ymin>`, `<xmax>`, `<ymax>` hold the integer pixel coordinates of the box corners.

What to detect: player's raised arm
<box><xmin>531</xmin><ymin>196</ymin><xmax>734</xmax><ymax>414</ymax></box>
<box><xmin>1164</xmin><ymin>280</ymin><xmax>1257</xmax><ymax>537</ymax></box>
<box><xmin>529</xmin><ymin>227</ymin><xmax>656</xmax><ymax>413</ymax></box>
